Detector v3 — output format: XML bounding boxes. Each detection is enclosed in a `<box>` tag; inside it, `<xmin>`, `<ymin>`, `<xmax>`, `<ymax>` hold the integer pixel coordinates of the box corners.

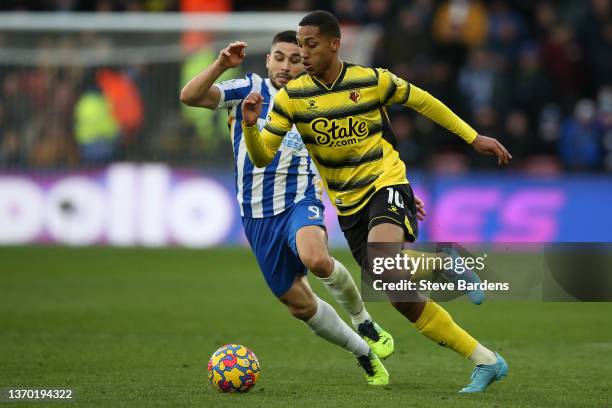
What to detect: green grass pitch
<box><xmin>1</xmin><ymin>246</ymin><xmax>611</xmax><ymax>407</ymax></box>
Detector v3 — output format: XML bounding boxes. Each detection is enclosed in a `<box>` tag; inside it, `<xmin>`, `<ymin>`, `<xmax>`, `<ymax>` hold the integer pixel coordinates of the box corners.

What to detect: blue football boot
<box><xmin>459</xmin><ymin>352</ymin><xmax>508</xmax><ymax>393</ymax></box>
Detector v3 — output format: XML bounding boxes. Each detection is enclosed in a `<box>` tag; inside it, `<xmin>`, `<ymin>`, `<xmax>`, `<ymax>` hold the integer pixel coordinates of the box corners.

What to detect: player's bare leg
<box><xmin>296</xmin><ymin>226</ymin><xmax>395</xmax><ymax>358</ymax></box>
<box><xmin>368</xmin><ymin>222</ymin><xmax>506</xmax><ymax>392</ymax></box>
<box><xmin>278</xmin><ymin>275</ymin><xmax>389</xmax><ymax>385</ymax></box>
<box><xmin>295</xmin><ymin>226</ymin><xmax>334</xmax><ymax>278</ymax></box>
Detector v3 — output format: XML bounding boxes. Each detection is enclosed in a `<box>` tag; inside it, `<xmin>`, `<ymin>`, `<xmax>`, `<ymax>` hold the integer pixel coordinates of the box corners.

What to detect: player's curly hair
<box><xmin>299</xmin><ymin>10</ymin><xmax>341</xmax><ymax>39</ymax></box>
<box><xmin>272</xmin><ymin>30</ymin><xmax>298</xmax><ymax>46</ymax></box>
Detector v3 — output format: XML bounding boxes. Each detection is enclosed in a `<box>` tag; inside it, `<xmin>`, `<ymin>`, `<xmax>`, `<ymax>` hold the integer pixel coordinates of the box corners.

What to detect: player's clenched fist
<box><xmin>242</xmin><ymin>92</ymin><xmax>264</xmax><ymax>127</ymax></box>
<box><xmin>217</xmin><ymin>41</ymin><xmax>248</xmax><ymax>69</ymax></box>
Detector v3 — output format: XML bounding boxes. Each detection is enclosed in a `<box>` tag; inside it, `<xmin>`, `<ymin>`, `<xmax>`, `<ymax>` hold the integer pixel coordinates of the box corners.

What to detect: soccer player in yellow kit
<box><xmin>241</xmin><ymin>11</ymin><xmax>511</xmax><ymax>392</ymax></box>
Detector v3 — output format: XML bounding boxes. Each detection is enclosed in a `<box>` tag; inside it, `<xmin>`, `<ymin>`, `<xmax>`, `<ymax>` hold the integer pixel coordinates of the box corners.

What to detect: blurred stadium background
<box><xmin>0</xmin><ymin>0</ymin><xmax>611</xmax><ymax>247</ymax></box>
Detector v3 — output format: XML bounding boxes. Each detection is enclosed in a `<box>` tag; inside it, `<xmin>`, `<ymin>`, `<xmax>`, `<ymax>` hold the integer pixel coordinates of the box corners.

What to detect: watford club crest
<box><xmin>349</xmin><ymin>90</ymin><xmax>361</xmax><ymax>103</ymax></box>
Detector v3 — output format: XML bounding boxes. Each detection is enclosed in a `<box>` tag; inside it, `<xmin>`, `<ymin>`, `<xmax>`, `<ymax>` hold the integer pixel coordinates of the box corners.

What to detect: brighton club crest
<box><xmin>349</xmin><ymin>90</ymin><xmax>361</xmax><ymax>103</ymax></box>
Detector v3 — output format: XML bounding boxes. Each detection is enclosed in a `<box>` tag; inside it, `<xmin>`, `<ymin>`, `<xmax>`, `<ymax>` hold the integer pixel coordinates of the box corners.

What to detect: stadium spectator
<box><xmin>537</xmin><ymin>104</ymin><xmax>562</xmax><ymax>153</ymax></box>
<box><xmin>512</xmin><ymin>42</ymin><xmax>553</xmax><ymax>122</ymax></box>
<box><xmin>532</xmin><ymin>2</ymin><xmax>558</xmax><ymax>38</ymax></box>
<box><xmin>30</xmin><ymin>123</ymin><xmax>78</xmax><ymax>167</ymax></box>
<box><xmin>540</xmin><ymin>24</ymin><xmax>585</xmax><ymax>111</ymax></box>
<box><xmin>559</xmin><ymin>99</ymin><xmax>604</xmax><ymax>170</ymax></box>
<box><xmin>96</xmin><ymin>69</ymin><xmax>144</xmax><ymax>144</ymax></box>
<box><xmin>73</xmin><ymin>89</ymin><xmax>120</xmax><ymax>164</ymax></box>
<box><xmin>362</xmin><ymin>0</ymin><xmax>394</xmax><ymax>27</ymax></box>
<box><xmin>486</xmin><ymin>0</ymin><xmax>527</xmax><ymax>62</ymax></box>
<box><xmin>432</xmin><ymin>0</ymin><xmax>489</xmax><ymax>48</ymax></box>
<box><xmin>0</xmin><ymin>129</ymin><xmax>22</xmax><ymax>167</ymax></box>
<box><xmin>331</xmin><ymin>0</ymin><xmax>361</xmax><ymax>25</ymax></box>
<box><xmin>502</xmin><ymin>110</ymin><xmax>531</xmax><ymax>167</ymax></box>
<box><xmin>380</xmin><ymin>4</ymin><xmax>434</xmax><ymax>73</ymax></box>
<box><xmin>457</xmin><ymin>49</ymin><xmax>508</xmax><ymax>118</ymax></box>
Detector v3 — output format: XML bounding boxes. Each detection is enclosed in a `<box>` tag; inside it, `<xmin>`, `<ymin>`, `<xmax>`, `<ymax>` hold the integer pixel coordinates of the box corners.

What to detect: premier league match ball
<box><xmin>207</xmin><ymin>344</ymin><xmax>260</xmax><ymax>393</ymax></box>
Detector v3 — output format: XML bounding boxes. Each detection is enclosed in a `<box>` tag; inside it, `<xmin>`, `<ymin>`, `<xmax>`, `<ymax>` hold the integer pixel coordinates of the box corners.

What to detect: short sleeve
<box><xmin>215</xmin><ymin>74</ymin><xmax>252</xmax><ymax>108</ymax></box>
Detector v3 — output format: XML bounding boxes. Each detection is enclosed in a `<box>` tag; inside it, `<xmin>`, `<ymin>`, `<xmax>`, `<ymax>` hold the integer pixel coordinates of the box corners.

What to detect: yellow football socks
<box><xmin>413</xmin><ymin>300</ymin><xmax>478</xmax><ymax>358</ymax></box>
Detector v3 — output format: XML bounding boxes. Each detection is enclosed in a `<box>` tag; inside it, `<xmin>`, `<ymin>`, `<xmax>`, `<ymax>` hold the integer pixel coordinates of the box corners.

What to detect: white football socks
<box><xmin>305</xmin><ymin>296</ymin><xmax>370</xmax><ymax>357</ymax></box>
<box><xmin>318</xmin><ymin>258</ymin><xmax>372</xmax><ymax>329</ymax></box>
<box><xmin>469</xmin><ymin>343</ymin><xmax>498</xmax><ymax>365</ymax></box>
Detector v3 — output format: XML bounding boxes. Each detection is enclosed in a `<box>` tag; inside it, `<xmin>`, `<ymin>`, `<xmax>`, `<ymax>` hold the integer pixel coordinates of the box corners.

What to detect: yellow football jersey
<box><xmin>244</xmin><ymin>62</ymin><xmax>477</xmax><ymax>215</ymax></box>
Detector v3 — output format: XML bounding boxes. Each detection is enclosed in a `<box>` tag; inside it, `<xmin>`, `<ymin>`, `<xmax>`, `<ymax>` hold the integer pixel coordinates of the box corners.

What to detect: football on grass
<box><xmin>207</xmin><ymin>344</ymin><xmax>260</xmax><ymax>393</ymax></box>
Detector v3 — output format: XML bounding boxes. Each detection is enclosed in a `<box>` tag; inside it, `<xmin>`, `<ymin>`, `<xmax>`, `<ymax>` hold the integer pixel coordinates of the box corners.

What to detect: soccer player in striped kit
<box><xmin>241</xmin><ymin>12</ymin><xmax>511</xmax><ymax>392</ymax></box>
<box><xmin>180</xmin><ymin>31</ymin><xmax>393</xmax><ymax>385</ymax></box>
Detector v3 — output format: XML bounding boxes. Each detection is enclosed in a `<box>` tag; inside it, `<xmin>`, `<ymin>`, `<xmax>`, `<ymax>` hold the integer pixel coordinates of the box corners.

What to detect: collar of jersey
<box><xmin>310</xmin><ymin>60</ymin><xmax>348</xmax><ymax>92</ymax></box>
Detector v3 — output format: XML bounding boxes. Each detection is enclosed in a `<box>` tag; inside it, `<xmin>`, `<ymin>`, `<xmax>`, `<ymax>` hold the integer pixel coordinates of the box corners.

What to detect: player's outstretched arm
<box><xmin>241</xmin><ymin>92</ymin><xmax>284</xmax><ymax>167</ymax></box>
<box><xmin>180</xmin><ymin>41</ymin><xmax>247</xmax><ymax>109</ymax></box>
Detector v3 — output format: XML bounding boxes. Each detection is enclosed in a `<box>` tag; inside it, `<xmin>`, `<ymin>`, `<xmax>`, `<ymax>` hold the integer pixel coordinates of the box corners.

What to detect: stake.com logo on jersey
<box><xmin>310</xmin><ymin>117</ymin><xmax>370</xmax><ymax>147</ymax></box>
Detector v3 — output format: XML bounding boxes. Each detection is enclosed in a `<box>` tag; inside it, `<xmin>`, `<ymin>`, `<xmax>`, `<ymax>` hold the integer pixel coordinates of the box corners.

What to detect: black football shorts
<box><xmin>338</xmin><ymin>183</ymin><xmax>419</xmax><ymax>267</ymax></box>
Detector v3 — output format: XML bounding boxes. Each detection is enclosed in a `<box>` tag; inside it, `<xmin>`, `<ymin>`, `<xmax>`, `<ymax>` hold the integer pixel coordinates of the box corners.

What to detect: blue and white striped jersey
<box><xmin>215</xmin><ymin>72</ymin><xmax>322</xmax><ymax>218</ymax></box>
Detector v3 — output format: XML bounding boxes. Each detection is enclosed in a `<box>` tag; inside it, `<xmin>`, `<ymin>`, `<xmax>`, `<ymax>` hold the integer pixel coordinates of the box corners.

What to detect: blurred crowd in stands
<box><xmin>0</xmin><ymin>0</ymin><xmax>610</xmax><ymax>173</ymax></box>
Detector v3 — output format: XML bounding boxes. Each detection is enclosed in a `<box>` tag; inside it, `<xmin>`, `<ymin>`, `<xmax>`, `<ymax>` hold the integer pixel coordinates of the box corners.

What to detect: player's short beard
<box><xmin>270</xmin><ymin>73</ymin><xmax>292</xmax><ymax>90</ymax></box>
<box><xmin>270</xmin><ymin>77</ymin><xmax>283</xmax><ymax>90</ymax></box>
